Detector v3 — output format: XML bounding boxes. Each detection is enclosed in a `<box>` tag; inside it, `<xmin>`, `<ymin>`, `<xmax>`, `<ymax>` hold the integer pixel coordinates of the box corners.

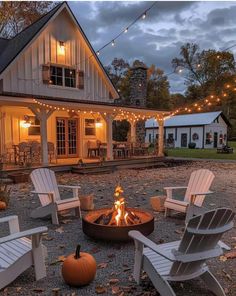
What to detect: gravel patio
<box><xmin>1</xmin><ymin>161</ymin><xmax>236</xmax><ymax>296</ymax></box>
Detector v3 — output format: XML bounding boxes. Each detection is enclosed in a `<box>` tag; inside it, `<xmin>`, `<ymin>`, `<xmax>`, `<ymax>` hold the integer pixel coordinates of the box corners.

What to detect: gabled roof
<box><xmin>0</xmin><ymin>2</ymin><xmax>119</xmax><ymax>98</ymax></box>
<box><xmin>0</xmin><ymin>3</ymin><xmax>63</xmax><ymax>74</ymax></box>
<box><xmin>145</xmin><ymin>111</ymin><xmax>230</xmax><ymax>128</ymax></box>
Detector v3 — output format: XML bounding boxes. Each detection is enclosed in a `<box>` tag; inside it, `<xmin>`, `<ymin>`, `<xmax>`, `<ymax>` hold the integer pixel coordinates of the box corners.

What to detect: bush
<box><xmin>188</xmin><ymin>142</ymin><xmax>196</xmax><ymax>149</ymax></box>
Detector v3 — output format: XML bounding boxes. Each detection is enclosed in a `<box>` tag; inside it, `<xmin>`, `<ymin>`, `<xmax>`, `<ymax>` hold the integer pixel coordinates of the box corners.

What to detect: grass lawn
<box><xmin>166</xmin><ymin>141</ymin><xmax>236</xmax><ymax>160</ymax></box>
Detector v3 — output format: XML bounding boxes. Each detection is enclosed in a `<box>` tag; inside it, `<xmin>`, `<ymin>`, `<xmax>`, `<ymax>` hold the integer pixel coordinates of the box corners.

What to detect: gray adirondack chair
<box><xmin>30</xmin><ymin>168</ymin><xmax>81</xmax><ymax>225</ymax></box>
<box><xmin>129</xmin><ymin>208</ymin><xmax>234</xmax><ymax>296</ymax></box>
<box><xmin>164</xmin><ymin>169</ymin><xmax>215</xmax><ymax>221</ymax></box>
<box><xmin>0</xmin><ymin>215</ymin><xmax>47</xmax><ymax>289</ymax></box>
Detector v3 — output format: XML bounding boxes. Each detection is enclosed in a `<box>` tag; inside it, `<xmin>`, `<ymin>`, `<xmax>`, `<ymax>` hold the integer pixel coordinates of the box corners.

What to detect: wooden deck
<box><xmin>1</xmin><ymin>157</ymin><xmax>191</xmax><ymax>176</ymax></box>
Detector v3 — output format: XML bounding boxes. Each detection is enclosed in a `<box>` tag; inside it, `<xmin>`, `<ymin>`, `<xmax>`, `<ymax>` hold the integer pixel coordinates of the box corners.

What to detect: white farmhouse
<box><xmin>145</xmin><ymin>111</ymin><xmax>230</xmax><ymax>149</ymax></box>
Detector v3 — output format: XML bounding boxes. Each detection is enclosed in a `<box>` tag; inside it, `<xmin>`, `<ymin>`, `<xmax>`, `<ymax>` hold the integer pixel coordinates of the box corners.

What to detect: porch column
<box><xmin>29</xmin><ymin>106</ymin><xmax>54</xmax><ymax>166</ymax></box>
<box><xmin>157</xmin><ymin>116</ymin><xmax>164</xmax><ymax>157</ymax></box>
<box><xmin>130</xmin><ymin>121</ymin><xmax>136</xmax><ymax>143</ymax></box>
<box><xmin>40</xmin><ymin>109</ymin><xmax>49</xmax><ymax>166</ymax></box>
<box><xmin>101</xmin><ymin>113</ymin><xmax>114</xmax><ymax>160</ymax></box>
<box><xmin>0</xmin><ymin>110</ymin><xmax>6</xmax><ymax>156</ymax></box>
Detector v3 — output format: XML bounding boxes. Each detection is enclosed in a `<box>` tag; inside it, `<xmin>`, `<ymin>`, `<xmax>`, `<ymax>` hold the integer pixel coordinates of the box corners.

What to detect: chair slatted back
<box><xmin>184</xmin><ymin>169</ymin><xmax>215</xmax><ymax>206</ymax></box>
<box><xmin>30</xmin><ymin>168</ymin><xmax>61</xmax><ymax>206</ymax></box>
<box><xmin>169</xmin><ymin>208</ymin><xmax>234</xmax><ymax>277</ymax></box>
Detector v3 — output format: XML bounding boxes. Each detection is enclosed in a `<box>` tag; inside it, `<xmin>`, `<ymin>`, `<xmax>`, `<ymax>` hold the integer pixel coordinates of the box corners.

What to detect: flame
<box><xmin>114</xmin><ymin>185</ymin><xmax>128</xmax><ymax>226</ymax></box>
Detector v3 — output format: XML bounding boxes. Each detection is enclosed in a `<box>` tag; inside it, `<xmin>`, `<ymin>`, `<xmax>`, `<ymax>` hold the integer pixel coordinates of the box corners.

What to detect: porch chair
<box><xmin>164</xmin><ymin>169</ymin><xmax>215</xmax><ymax>222</ymax></box>
<box><xmin>129</xmin><ymin>208</ymin><xmax>234</xmax><ymax>296</ymax></box>
<box><xmin>0</xmin><ymin>215</ymin><xmax>47</xmax><ymax>289</ymax></box>
<box><xmin>30</xmin><ymin>168</ymin><xmax>81</xmax><ymax>225</ymax></box>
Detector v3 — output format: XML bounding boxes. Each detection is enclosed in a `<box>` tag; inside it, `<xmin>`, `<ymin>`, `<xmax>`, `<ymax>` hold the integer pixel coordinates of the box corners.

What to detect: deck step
<box><xmin>72</xmin><ymin>158</ymin><xmax>188</xmax><ymax>174</ymax></box>
<box><xmin>72</xmin><ymin>166</ymin><xmax>116</xmax><ymax>175</ymax></box>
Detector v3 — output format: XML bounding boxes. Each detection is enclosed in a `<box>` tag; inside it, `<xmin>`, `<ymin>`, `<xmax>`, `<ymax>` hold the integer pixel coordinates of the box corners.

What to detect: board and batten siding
<box><xmin>1</xmin><ymin>9</ymin><xmax>115</xmax><ymax>102</ymax></box>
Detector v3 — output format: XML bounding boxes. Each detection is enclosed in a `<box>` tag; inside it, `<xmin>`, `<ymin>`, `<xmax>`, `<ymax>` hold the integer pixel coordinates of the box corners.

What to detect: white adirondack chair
<box><xmin>164</xmin><ymin>169</ymin><xmax>215</xmax><ymax>221</ymax></box>
<box><xmin>30</xmin><ymin>168</ymin><xmax>81</xmax><ymax>225</ymax></box>
<box><xmin>129</xmin><ymin>208</ymin><xmax>234</xmax><ymax>296</ymax></box>
<box><xmin>0</xmin><ymin>215</ymin><xmax>47</xmax><ymax>289</ymax></box>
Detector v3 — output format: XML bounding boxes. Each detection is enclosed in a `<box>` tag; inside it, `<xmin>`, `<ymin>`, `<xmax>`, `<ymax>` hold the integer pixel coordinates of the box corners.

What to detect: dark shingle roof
<box><xmin>0</xmin><ymin>2</ymin><xmax>64</xmax><ymax>74</ymax></box>
<box><xmin>0</xmin><ymin>38</ymin><xmax>10</xmax><ymax>53</ymax></box>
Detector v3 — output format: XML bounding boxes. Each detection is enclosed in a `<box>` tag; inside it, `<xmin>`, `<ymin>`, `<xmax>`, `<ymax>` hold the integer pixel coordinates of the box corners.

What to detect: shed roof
<box><xmin>145</xmin><ymin>111</ymin><xmax>229</xmax><ymax>128</ymax></box>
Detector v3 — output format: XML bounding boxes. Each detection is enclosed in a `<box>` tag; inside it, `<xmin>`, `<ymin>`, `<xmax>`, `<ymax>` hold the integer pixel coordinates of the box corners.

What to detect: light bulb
<box><xmin>111</xmin><ymin>40</ymin><xmax>115</xmax><ymax>46</ymax></box>
<box><xmin>124</xmin><ymin>28</ymin><xmax>128</xmax><ymax>33</ymax></box>
<box><xmin>142</xmin><ymin>12</ymin><xmax>146</xmax><ymax>19</ymax></box>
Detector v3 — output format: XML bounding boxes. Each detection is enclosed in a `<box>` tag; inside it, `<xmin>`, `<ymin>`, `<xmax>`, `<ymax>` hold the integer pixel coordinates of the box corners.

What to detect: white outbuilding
<box><xmin>145</xmin><ymin>111</ymin><xmax>230</xmax><ymax>149</ymax></box>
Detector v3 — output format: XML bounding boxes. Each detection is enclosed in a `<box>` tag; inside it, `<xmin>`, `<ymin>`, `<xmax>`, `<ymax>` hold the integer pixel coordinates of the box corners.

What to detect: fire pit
<box><xmin>82</xmin><ymin>186</ymin><xmax>154</xmax><ymax>241</ymax></box>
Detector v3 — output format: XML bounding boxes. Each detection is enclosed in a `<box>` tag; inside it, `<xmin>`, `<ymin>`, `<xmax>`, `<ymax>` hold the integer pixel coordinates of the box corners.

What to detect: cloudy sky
<box><xmin>68</xmin><ymin>1</ymin><xmax>236</xmax><ymax>93</ymax></box>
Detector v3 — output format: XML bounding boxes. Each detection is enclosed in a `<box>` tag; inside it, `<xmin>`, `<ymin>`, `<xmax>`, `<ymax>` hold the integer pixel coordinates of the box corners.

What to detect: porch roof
<box><xmin>0</xmin><ymin>94</ymin><xmax>170</xmax><ymax>120</ymax></box>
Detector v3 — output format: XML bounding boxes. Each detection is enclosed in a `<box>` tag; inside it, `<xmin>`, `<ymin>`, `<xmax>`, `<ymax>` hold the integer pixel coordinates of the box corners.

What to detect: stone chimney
<box><xmin>129</xmin><ymin>60</ymin><xmax>148</xmax><ymax>107</ymax></box>
<box><xmin>129</xmin><ymin>60</ymin><xmax>148</xmax><ymax>143</ymax></box>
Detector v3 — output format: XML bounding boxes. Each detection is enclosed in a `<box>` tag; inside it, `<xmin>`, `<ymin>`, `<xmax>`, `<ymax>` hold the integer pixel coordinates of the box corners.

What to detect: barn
<box><xmin>145</xmin><ymin>111</ymin><xmax>230</xmax><ymax>149</ymax></box>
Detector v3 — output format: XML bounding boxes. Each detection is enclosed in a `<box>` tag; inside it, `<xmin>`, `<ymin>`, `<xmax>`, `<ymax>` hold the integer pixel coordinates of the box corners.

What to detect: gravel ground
<box><xmin>0</xmin><ymin>161</ymin><xmax>236</xmax><ymax>296</ymax></box>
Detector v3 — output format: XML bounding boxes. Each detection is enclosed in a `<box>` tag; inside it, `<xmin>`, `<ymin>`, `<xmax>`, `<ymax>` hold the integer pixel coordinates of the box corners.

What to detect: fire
<box><xmin>93</xmin><ymin>185</ymin><xmax>141</xmax><ymax>226</ymax></box>
<box><xmin>114</xmin><ymin>186</ymin><xmax>128</xmax><ymax>226</ymax></box>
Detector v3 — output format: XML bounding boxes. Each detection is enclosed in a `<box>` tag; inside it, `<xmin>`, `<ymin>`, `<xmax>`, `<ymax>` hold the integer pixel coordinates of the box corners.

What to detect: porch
<box><xmin>0</xmin><ymin>95</ymin><xmax>169</xmax><ymax>167</ymax></box>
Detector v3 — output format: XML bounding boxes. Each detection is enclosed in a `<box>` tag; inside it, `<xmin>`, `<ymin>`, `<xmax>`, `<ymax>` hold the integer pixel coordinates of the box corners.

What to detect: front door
<box><xmin>56</xmin><ymin>118</ymin><xmax>78</xmax><ymax>158</ymax></box>
<box><xmin>181</xmin><ymin>133</ymin><xmax>188</xmax><ymax>148</ymax></box>
<box><xmin>214</xmin><ymin>132</ymin><xmax>218</xmax><ymax>148</ymax></box>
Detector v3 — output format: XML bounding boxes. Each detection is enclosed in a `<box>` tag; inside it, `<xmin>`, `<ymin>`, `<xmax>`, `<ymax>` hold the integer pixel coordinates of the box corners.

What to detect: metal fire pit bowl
<box><xmin>82</xmin><ymin>207</ymin><xmax>154</xmax><ymax>242</ymax></box>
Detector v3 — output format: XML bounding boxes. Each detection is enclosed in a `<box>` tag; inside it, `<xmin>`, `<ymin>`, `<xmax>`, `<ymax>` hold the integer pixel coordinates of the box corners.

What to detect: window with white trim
<box><xmin>50</xmin><ymin>66</ymin><xmax>76</xmax><ymax>88</ymax></box>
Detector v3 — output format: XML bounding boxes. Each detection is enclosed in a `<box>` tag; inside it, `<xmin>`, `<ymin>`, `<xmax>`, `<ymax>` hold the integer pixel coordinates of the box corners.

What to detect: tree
<box><xmin>172</xmin><ymin>43</ymin><xmax>236</xmax><ymax>137</ymax></box>
<box><xmin>169</xmin><ymin>93</ymin><xmax>187</xmax><ymax>111</ymax></box>
<box><xmin>0</xmin><ymin>2</ymin><xmax>55</xmax><ymax>38</ymax></box>
<box><xmin>105</xmin><ymin>58</ymin><xmax>130</xmax><ymax>103</ymax></box>
<box><xmin>146</xmin><ymin>65</ymin><xmax>170</xmax><ymax>109</ymax></box>
<box><xmin>172</xmin><ymin>43</ymin><xmax>236</xmax><ymax>100</ymax></box>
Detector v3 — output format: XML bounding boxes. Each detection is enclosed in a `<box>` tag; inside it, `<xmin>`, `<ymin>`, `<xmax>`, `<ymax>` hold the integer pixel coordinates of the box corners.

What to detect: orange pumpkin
<box><xmin>0</xmin><ymin>201</ymin><xmax>6</xmax><ymax>210</ymax></box>
<box><xmin>62</xmin><ymin>245</ymin><xmax>96</xmax><ymax>286</ymax></box>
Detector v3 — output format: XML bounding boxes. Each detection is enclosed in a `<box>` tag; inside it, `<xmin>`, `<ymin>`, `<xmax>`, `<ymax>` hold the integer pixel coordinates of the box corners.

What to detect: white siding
<box><xmin>204</xmin><ymin>115</ymin><xmax>227</xmax><ymax>148</ymax></box>
<box><xmin>1</xmin><ymin>8</ymin><xmax>117</xmax><ymax>102</ymax></box>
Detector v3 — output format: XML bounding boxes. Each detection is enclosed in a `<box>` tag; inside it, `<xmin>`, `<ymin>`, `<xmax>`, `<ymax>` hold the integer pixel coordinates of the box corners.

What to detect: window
<box><xmin>50</xmin><ymin>66</ymin><xmax>76</xmax><ymax>88</ymax></box>
<box><xmin>50</xmin><ymin>66</ymin><xmax>63</xmax><ymax>86</ymax></box>
<box><xmin>85</xmin><ymin>119</ymin><xmax>96</xmax><ymax>136</ymax></box>
<box><xmin>65</xmin><ymin>68</ymin><xmax>76</xmax><ymax>87</ymax></box>
<box><xmin>167</xmin><ymin>133</ymin><xmax>174</xmax><ymax>144</ymax></box>
<box><xmin>28</xmin><ymin>116</ymin><xmax>40</xmax><ymax>136</ymax></box>
<box><xmin>205</xmin><ymin>132</ymin><xmax>212</xmax><ymax>145</ymax></box>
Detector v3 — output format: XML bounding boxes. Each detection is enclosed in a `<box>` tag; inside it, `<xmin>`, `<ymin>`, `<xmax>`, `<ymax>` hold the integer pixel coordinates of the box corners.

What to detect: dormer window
<box><xmin>49</xmin><ymin>66</ymin><xmax>76</xmax><ymax>88</ymax></box>
<box><xmin>50</xmin><ymin>66</ymin><xmax>63</xmax><ymax>86</ymax></box>
<box><xmin>65</xmin><ymin>68</ymin><xmax>76</xmax><ymax>88</ymax></box>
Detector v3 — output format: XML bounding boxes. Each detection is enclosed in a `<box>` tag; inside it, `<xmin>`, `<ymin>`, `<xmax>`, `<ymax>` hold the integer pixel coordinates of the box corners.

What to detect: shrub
<box><xmin>188</xmin><ymin>142</ymin><xmax>196</xmax><ymax>149</ymax></box>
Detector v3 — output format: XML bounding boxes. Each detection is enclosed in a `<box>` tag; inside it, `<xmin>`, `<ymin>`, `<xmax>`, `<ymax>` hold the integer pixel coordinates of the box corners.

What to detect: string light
<box><xmin>142</xmin><ymin>12</ymin><xmax>147</xmax><ymax>19</ymax></box>
<box><xmin>111</xmin><ymin>40</ymin><xmax>115</xmax><ymax>47</ymax></box>
<box><xmin>32</xmin><ymin>99</ymin><xmax>169</xmax><ymax>123</ymax></box>
<box><xmin>124</xmin><ymin>28</ymin><xmax>128</xmax><ymax>33</ymax></box>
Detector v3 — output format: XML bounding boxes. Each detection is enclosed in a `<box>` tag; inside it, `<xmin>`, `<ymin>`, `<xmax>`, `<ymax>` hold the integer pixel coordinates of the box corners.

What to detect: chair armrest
<box><xmin>218</xmin><ymin>240</ymin><xmax>231</xmax><ymax>251</ymax></box>
<box><xmin>129</xmin><ymin>230</ymin><xmax>176</xmax><ymax>261</ymax></box>
<box><xmin>31</xmin><ymin>191</ymin><xmax>56</xmax><ymax>202</ymax></box>
<box><xmin>164</xmin><ymin>186</ymin><xmax>187</xmax><ymax>199</ymax></box>
<box><xmin>0</xmin><ymin>226</ymin><xmax>48</xmax><ymax>244</ymax></box>
<box><xmin>58</xmin><ymin>185</ymin><xmax>81</xmax><ymax>199</ymax></box>
<box><xmin>58</xmin><ymin>185</ymin><xmax>81</xmax><ymax>189</ymax></box>
<box><xmin>191</xmin><ymin>191</ymin><xmax>213</xmax><ymax>196</ymax></box>
<box><xmin>0</xmin><ymin>215</ymin><xmax>20</xmax><ymax>234</ymax></box>
<box><xmin>190</xmin><ymin>191</ymin><xmax>213</xmax><ymax>204</ymax></box>
<box><xmin>164</xmin><ymin>186</ymin><xmax>188</xmax><ymax>190</ymax></box>
<box><xmin>0</xmin><ymin>215</ymin><xmax>18</xmax><ymax>224</ymax></box>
